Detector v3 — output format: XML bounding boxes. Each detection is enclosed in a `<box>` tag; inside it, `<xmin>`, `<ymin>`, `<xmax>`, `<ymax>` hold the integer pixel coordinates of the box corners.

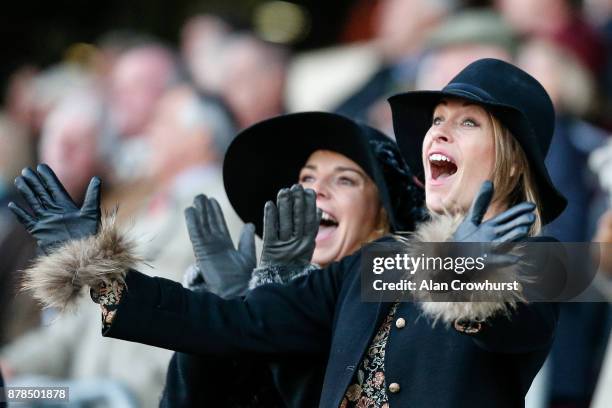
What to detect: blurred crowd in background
<box><xmin>0</xmin><ymin>0</ymin><xmax>611</xmax><ymax>407</ymax></box>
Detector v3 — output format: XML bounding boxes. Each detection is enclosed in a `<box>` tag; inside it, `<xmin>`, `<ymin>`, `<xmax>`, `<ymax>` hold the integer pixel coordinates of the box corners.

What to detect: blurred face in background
<box><xmin>110</xmin><ymin>47</ymin><xmax>175</xmax><ymax>137</ymax></box>
<box><xmin>147</xmin><ymin>86</ymin><xmax>214</xmax><ymax>182</ymax></box>
<box><xmin>180</xmin><ymin>14</ymin><xmax>230</xmax><ymax>93</ymax></box>
<box><xmin>374</xmin><ymin>0</ymin><xmax>449</xmax><ymax>60</ymax></box>
<box><xmin>298</xmin><ymin>150</ymin><xmax>382</xmax><ymax>266</ymax></box>
<box><xmin>416</xmin><ymin>44</ymin><xmax>512</xmax><ymax>90</ymax></box>
<box><xmin>217</xmin><ymin>36</ymin><xmax>286</xmax><ymax>129</ymax></box>
<box><xmin>495</xmin><ymin>0</ymin><xmax>567</xmax><ymax>35</ymax></box>
<box><xmin>40</xmin><ymin>109</ymin><xmax>100</xmax><ymax>200</ymax></box>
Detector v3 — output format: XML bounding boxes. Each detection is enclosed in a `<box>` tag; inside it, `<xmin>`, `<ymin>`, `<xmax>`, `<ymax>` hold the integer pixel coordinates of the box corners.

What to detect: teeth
<box><xmin>429</xmin><ymin>153</ymin><xmax>452</xmax><ymax>163</ymax></box>
<box><xmin>320</xmin><ymin>211</ymin><xmax>338</xmax><ymax>223</ymax></box>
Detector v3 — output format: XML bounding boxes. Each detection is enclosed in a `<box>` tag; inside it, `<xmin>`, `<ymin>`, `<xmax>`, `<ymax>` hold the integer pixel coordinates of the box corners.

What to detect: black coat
<box><xmin>160</xmin><ymin>350</ymin><xmax>326</xmax><ymax>407</ymax></box>
<box><xmin>105</xmin><ymin>238</ymin><xmax>560</xmax><ymax>408</ymax></box>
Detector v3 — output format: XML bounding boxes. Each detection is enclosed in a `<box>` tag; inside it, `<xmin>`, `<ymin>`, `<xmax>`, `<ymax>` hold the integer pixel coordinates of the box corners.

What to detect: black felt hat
<box><xmin>223</xmin><ymin>112</ymin><xmax>423</xmax><ymax>236</ymax></box>
<box><xmin>388</xmin><ymin>58</ymin><xmax>567</xmax><ymax>224</ymax></box>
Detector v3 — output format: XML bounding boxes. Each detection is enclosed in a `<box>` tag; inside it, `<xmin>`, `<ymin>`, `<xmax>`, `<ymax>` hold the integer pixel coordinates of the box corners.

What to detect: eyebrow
<box><xmin>302</xmin><ymin>164</ymin><xmax>367</xmax><ymax>180</ymax></box>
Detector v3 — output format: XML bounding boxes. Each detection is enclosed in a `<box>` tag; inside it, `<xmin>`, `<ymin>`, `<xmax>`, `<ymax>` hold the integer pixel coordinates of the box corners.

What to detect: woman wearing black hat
<box><xmin>10</xmin><ymin>58</ymin><xmax>566</xmax><ymax>408</ymax></box>
<box><xmin>163</xmin><ymin>112</ymin><xmax>424</xmax><ymax>407</ymax></box>
<box><xmin>189</xmin><ymin>111</ymin><xmax>423</xmax><ymax>290</ymax></box>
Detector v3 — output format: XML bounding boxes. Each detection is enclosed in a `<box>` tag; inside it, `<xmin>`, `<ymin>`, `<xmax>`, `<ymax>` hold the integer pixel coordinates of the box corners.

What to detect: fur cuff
<box><xmin>407</xmin><ymin>213</ymin><xmax>526</xmax><ymax>325</ymax></box>
<box><xmin>249</xmin><ymin>263</ymin><xmax>318</xmax><ymax>289</ymax></box>
<box><xmin>22</xmin><ymin>213</ymin><xmax>141</xmax><ymax>312</ymax></box>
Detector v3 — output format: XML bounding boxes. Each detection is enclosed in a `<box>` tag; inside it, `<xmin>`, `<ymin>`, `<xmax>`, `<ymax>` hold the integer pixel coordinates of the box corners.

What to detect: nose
<box><xmin>308</xmin><ymin>179</ymin><xmax>330</xmax><ymax>200</ymax></box>
<box><xmin>434</xmin><ymin>133</ymin><xmax>450</xmax><ymax>143</ymax></box>
<box><xmin>431</xmin><ymin>123</ymin><xmax>453</xmax><ymax>144</ymax></box>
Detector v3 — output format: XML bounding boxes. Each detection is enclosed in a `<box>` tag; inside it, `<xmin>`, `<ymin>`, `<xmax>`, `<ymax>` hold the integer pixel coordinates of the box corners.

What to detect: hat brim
<box><xmin>223</xmin><ymin>112</ymin><xmax>396</xmax><ymax>236</ymax></box>
<box><xmin>388</xmin><ymin>90</ymin><xmax>567</xmax><ymax>225</ymax></box>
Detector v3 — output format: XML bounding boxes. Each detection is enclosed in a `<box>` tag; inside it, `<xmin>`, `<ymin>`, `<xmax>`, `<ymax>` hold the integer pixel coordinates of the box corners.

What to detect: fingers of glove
<box><xmin>81</xmin><ymin>176</ymin><xmax>102</xmax><ymax>214</ymax></box>
<box><xmin>290</xmin><ymin>184</ymin><xmax>305</xmax><ymax>237</ymax></box>
<box><xmin>490</xmin><ymin>241</ymin><xmax>515</xmax><ymax>255</ymax></box>
<box><xmin>14</xmin><ymin>176</ymin><xmax>45</xmax><ymax>215</ymax></box>
<box><xmin>467</xmin><ymin>181</ymin><xmax>494</xmax><ymax>225</ymax></box>
<box><xmin>488</xmin><ymin>202</ymin><xmax>536</xmax><ymax>225</ymax></box>
<box><xmin>262</xmin><ymin>200</ymin><xmax>279</xmax><ymax>243</ymax></box>
<box><xmin>20</xmin><ymin>168</ymin><xmax>55</xmax><ymax>209</ymax></box>
<box><xmin>8</xmin><ymin>201</ymin><xmax>36</xmax><ymax>229</ymax></box>
<box><xmin>276</xmin><ymin>188</ymin><xmax>293</xmax><ymax>241</ymax></box>
<box><xmin>237</xmin><ymin>223</ymin><xmax>257</xmax><ymax>265</ymax></box>
<box><xmin>493</xmin><ymin>212</ymin><xmax>536</xmax><ymax>236</ymax></box>
<box><xmin>208</xmin><ymin>198</ymin><xmax>231</xmax><ymax>238</ymax></box>
<box><xmin>204</xmin><ymin>197</ymin><xmax>221</xmax><ymax>236</ymax></box>
<box><xmin>37</xmin><ymin>164</ymin><xmax>75</xmax><ymax>206</ymax></box>
<box><xmin>492</xmin><ymin>225</ymin><xmax>530</xmax><ymax>243</ymax></box>
<box><xmin>303</xmin><ymin>188</ymin><xmax>319</xmax><ymax>236</ymax></box>
<box><xmin>184</xmin><ymin>206</ymin><xmax>205</xmax><ymax>244</ymax></box>
<box><xmin>486</xmin><ymin>253</ymin><xmax>521</xmax><ymax>268</ymax></box>
<box><xmin>193</xmin><ymin>195</ymin><xmax>211</xmax><ymax>233</ymax></box>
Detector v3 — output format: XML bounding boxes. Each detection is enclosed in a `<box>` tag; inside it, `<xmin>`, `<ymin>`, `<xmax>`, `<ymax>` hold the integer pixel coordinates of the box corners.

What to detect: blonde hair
<box><xmin>489</xmin><ymin>113</ymin><xmax>542</xmax><ymax>235</ymax></box>
<box><xmin>369</xmin><ymin>206</ymin><xmax>391</xmax><ymax>242</ymax></box>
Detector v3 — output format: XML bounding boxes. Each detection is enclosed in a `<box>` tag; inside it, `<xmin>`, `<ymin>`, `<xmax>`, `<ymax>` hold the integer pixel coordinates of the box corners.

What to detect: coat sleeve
<box><xmin>464</xmin><ymin>302</ymin><xmax>559</xmax><ymax>354</ymax></box>
<box><xmin>459</xmin><ymin>236</ymin><xmax>564</xmax><ymax>354</ymax></box>
<box><xmin>103</xmin><ymin>254</ymin><xmax>357</xmax><ymax>355</ymax></box>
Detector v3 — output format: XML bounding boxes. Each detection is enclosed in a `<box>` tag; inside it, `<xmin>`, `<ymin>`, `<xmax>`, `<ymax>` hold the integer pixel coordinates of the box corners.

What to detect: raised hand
<box><xmin>454</xmin><ymin>181</ymin><xmax>536</xmax><ymax>241</ymax></box>
<box><xmin>8</xmin><ymin>164</ymin><xmax>101</xmax><ymax>254</ymax></box>
<box><xmin>259</xmin><ymin>184</ymin><xmax>320</xmax><ymax>268</ymax></box>
<box><xmin>452</xmin><ymin>181</ymin><xmax>536</xmax><ymax>267</ymax></box>
<box><xmin>184</xmin><ymin>194</ymin><xmax>256</xmax><ymax>298</ymax></box>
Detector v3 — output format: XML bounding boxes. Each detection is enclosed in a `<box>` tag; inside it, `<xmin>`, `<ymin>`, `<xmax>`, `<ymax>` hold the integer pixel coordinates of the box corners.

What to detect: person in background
<box><xmin>180</xmin><ymin>14</ymin><xmax>232</xmax><ymax>94</ymax></box>
<box><xmin>584</xmin><ymin>0</ymin><xmax>612</xmax><ymax>130</ymax></box>
<box><xmin>334</xmin><ymin>0</ymin><xmax>455</xmax><ymax>125</ymax></box>
<box><xmin>0</xmin><ymin>114</ymin><xmax>38</xmax><ymax>347</ymax></box>
<box><xmin>38</xmin><ymin>90</ymin><xmax>109</xmax><ymax>201</ymax></box>
<box><xmin>413</xmin><ymin>8</ymin><xmax>514</xmax><ymax>90</ymax></box>
<box><xmin>0</xmin><ymin>83</ymin><xmax>241</xmax><ymax>407</ymax></box>
<box><xmin>517</xmin><ymin>36</ymin><xmax>610</xmax><ymax>408</ymax></box>
<box><xmin>216</xmin><ymin>34</ymin><xmax>288</xmax><ymax>129</ymax></box>
<box><xmin>585</xmin><ymin>134</ymin><xmax>612</xmax><ymax>408</ymax></box>
<box><xmin>358</xmin><ymin>7</ymin><xmax>515</xmax><ymax>139</ymax></box>
<box><xmin>103</xmin><ymin>43</ymin><xmax>180</xmax><ymax>183</ymax></box>
<box><xmin>24</xmin><ymin>63</ymin><xmax>96</xmax><ymax>139</ymax></box>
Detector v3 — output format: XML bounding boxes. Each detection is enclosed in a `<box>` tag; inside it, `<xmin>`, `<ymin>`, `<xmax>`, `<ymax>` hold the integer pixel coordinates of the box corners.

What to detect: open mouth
<box><xmin>429</xmin><ymin>153</ymin><xmax>458</xmax><ymax>180</ymax></box>
<box><xmin>317</xmin><ymin>210</ymin><xmax>338</xmax><ymax>243</ymax></box>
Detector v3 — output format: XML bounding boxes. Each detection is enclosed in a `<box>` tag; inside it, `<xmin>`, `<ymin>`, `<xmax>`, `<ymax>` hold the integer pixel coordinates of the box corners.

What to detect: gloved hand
<box><xmin>8</xmin><ymin>164</ymin><xmax>101</xmax><ymax>254</ymax></box>
<box><xmin>452</xmin><ymin>180</ymin><xmax>536</xmax><ymax>267</ymax></box>
<box><xmin>184</xmin><ymin>194</ymin><xmax>256</xmax><ymax>298</ymax></box>
<box><xmin>259</xmin><ymin>184</ymin><xmax>320</xmax><ymax>268</ymax></box>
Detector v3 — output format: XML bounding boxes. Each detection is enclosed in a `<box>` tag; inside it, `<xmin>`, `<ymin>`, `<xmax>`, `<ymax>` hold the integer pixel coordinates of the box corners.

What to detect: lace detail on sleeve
<box><xmin>90</xmin><ymin>279</ymin><xmax>125</xmax><ymax>330</ymax></box>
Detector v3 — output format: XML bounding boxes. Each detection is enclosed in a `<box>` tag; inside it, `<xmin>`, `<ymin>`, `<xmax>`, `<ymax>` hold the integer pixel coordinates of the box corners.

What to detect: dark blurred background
<box><xmin>0</xmin><ymin>0</ymin><xmax>358</xmax><ymax>96</ymax></box>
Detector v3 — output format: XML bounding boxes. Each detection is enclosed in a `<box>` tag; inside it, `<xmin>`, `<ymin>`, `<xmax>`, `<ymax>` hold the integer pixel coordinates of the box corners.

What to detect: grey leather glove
<box><xmin>259</xmin><ymin>184</ymin><xmax>320</xmax><ymax>269</ymax></box>
<box><xmin>452</xmin><ymin>181</ymin><xmax>536</xmax><ymax>267</ymax></box>
<box><xmin>184</xmin><ymin>194</ymin><xmax>256</xmax><ymax>298</ymax></box>
<box><xmin>8</xmin><ymin>164</ymin><xmax>101</xmax><ymax>254</ymax></box>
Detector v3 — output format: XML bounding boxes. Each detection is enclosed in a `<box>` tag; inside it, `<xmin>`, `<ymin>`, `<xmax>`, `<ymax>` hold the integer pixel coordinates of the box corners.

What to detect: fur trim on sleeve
<box><xmin>249</xmin><ymin>263</ymin><xmax>319</xmax><ymax>289</ymax></box>
<box><xmin>21</xmin><ymin>213</ymin><xmax>141</xmax><ymax>312</ymax></box>
<box><xmin>405</xmin><ymin>213</ymin><xmax>527</xmax><ymax>325</ymax></box>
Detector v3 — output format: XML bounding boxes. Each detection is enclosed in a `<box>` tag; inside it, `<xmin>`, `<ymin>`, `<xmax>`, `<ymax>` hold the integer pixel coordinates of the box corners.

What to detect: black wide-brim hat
<box><xmin>223</xmin><ymin>112</ymin><xmax>408</xmax><ymax>236</ymax></box>
<box><xmin>388</xmin><ymin>58</ymin><xmax>567</xmax><ymax>225</ymax></box>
